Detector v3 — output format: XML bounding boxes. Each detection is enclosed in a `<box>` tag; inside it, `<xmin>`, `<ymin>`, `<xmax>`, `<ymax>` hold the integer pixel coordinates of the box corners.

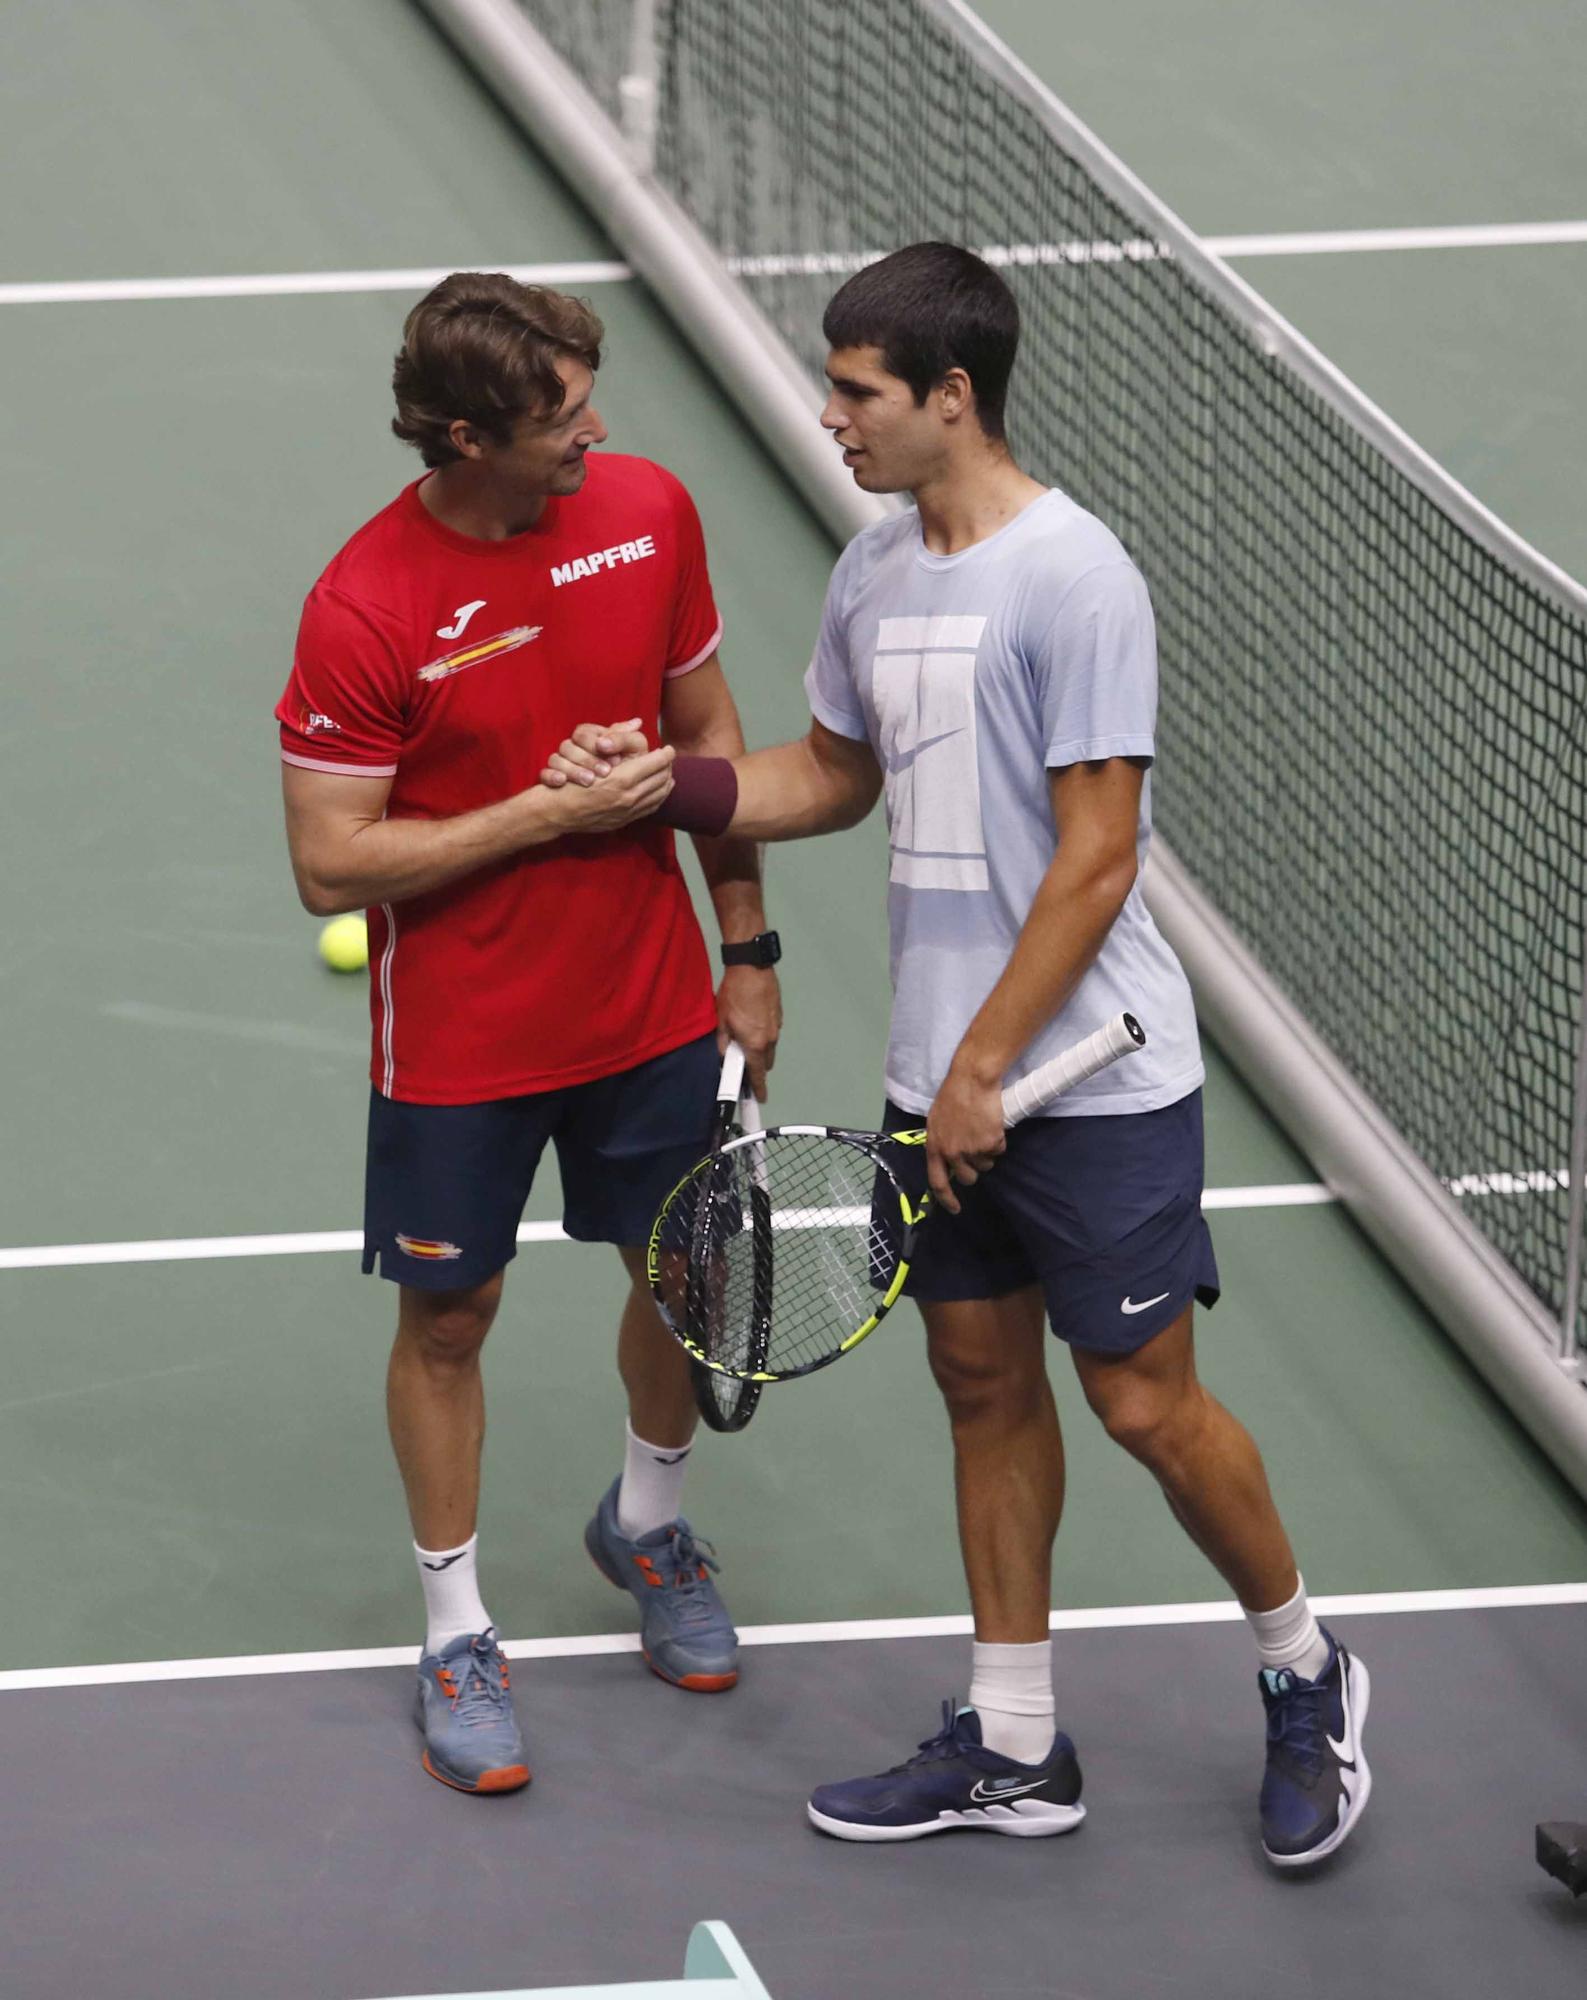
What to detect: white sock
<box><xmin>414</xmin><ymin>1533</ymin><xmax>491</xmax><ymax>1657</ymax></box>
<box><xmin>1246</xmin><ymin>1575</ymin><xmax>1330</xmax><ymax>1681</ymax></box>
<box><xmin>617</xmin><ymin>1420</ymin><xmax>693</xmax><ymax>1539</ymax></box>
<box><xmin>968</xmin><ymin>1639</ymin><xmax>1057</xmax><ymax>1765</ymax></box>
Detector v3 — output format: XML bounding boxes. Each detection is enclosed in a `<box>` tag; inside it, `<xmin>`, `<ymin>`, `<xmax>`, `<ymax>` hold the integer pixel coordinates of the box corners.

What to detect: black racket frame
<box><xmin>686</xmin><ymin>1097</ymin><xmax>774</xmax><ymax>1432</ymax></box>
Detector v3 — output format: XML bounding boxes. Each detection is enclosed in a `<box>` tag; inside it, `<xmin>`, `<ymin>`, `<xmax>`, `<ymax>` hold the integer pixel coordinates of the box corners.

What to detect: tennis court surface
<box><xmin>3</xmin><ymin>2</ymin><xmax>1586</xmax><ymax>1995</ymax></box>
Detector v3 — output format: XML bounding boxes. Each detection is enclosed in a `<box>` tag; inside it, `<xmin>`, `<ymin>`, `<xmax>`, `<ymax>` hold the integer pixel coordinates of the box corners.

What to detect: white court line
<box><xmin>3</xmin><ymin>222</ymin><xmax>1585</xmax><ymax>306</ymax></box>
<box><xmin>1203</xmin><ymin>1183</ymin><xmax>1332</xmax><ymax>1210</ymax></box>
<box><xmin>0</xmin><ymin>1188</ymin><xmax>1336</xmax><ymax>1271</ymax></box>
<box><xmin>1206</xmin><ymin>220</ymin><xmax>1587</xmax><ymax>258</ymax></box>
<box><xmin>2</xmin><ymin>1580</ymin><xmax>1582</xmax><ymax>1694</ymax></box>
<box><xmin>0</xmin><ymin>261</ymin><xmax>633</xmax><ymax>306</ymax></box>
<box><xmin>9</xmin><ymin>1172</ymin><xmax>1578</xmax><ymax>1270</ymax></box>
<box><xmin>0</xmin><ymin>1220</ymin><xmax>560</xmax><ymax>1270</ymax></box>
<box><xmin>730</xmin><ymin>223</ymin><xmax>1587</xmax><ymax>275</ymax></box>
<box><xmin>0</xmin><ymin>1228</ymin><xmax>363</xmax><ymax>1270</ymax></box>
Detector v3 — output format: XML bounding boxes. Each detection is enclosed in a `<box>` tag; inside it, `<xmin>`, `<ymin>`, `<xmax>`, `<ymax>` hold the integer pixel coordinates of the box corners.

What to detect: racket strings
<box><xmin>655</xmin><ymin>1133</ymin><xmax>908</xmax><ymax>1378</ymax></box>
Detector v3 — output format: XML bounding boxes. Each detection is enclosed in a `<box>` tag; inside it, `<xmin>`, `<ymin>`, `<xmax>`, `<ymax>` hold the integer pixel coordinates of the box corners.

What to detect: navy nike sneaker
<box><xmin>1259</xmin><ymin>1629</ymin><xmax>1371</xmax><ymax>1867</ymax></box>
<box><xmin>807</xmin><ymin>1700</ymin><xmax>1085</xmax><ymax>1842</ymax></box>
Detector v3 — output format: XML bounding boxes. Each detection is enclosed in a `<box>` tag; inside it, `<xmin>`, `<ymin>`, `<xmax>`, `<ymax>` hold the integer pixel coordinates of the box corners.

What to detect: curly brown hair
<box><xmin>391</xmin><ymin>272</ymin><xmax>605</xmax><ymax>467</ymax></box>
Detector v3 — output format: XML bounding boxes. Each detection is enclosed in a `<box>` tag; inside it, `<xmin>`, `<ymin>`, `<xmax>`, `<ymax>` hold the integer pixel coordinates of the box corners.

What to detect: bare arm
<box><xmin>955</xmin><ymin>758</ymin><xmax>1142</xmax><ymax>1081</ymax></box>
<box><xmin>543</xmin><ymin>712</ymin><xmax>881</xmax><ymax>843</ymax></box>
<box><xmin>925</xmin><ymin>758</ymin><xmax>1145</xmax><ymax>1209</ymax></box>
<box><xmin>726</xmin><ymin>718</ymin><xmax>883</xmax><ymax>840</ymax></box>
<box><xmin>661</xmin><ymin>657</ymin><xmax>781</xmax><ymax>1093</ymax></box>
<box><xmin>280</xmin><ymin>749</ymin><xmax>677</xmax><ymax>917</ymax></box>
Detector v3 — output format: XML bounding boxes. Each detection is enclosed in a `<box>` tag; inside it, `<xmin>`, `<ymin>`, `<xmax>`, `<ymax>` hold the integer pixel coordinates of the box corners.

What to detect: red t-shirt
<box><xmin>276</xmin><ymin>453</ymin><xmax>723</xmax><ymax>1104</ymax></box>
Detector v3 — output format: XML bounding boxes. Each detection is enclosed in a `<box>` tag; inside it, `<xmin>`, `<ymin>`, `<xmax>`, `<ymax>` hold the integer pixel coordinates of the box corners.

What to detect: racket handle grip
<box><xmin>1000</xmin><ymin>1012</ymin><xmax>1146</xmax><ymax>1127</ymax></box>
<box><xmin>716</xmin><ymin>1038</ymin><xmax>747</xmax><ymax>1107</ymax></box>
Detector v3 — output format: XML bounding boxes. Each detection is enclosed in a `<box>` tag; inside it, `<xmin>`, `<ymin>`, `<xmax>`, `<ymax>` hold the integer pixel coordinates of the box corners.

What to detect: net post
<box><xmin>1561</xmin><ymin>970</ymin><xmax>1587</xmax><ymax>1370</ymax></box>
<box><xmin>618</xmin><ymin>0</ymin><xmax>659</xmax><ymax>176</ymax></box>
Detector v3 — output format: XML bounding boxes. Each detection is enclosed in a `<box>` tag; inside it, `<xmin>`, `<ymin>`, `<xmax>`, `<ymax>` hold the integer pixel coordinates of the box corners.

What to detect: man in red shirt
<box><xmin>277</xmin><ymin>272</ymin><xmax>780</xmax><ymax>1795</ymax></box>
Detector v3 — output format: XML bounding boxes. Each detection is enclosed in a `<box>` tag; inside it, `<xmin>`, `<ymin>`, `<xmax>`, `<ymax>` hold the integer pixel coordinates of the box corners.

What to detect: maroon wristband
<box><xmin>648</xmin><ymin>754</ymin><xmax>739</xmax><ymax>837</ymax></box>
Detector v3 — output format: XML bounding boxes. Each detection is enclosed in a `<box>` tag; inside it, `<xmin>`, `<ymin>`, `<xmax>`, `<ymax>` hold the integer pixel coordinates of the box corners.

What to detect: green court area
<box><xmin>973</xmin><ymin>0</ymin><xmax>1587</xmax><ymax>582</ymax></box>
<box><xmin>6</xmin><ymin>1162</ymin><xmax>1587</xmax><ymax>1673</ymax></box>
<box><xmin>0</xmin><ymin>0</ymin><xmax>611</xmax><ymax>280</ymax></box>
<box><xmin>975</xmin><ymin>0</ymin><xmax>1585</xmax><ymax>233</ymax></box>
<box><xmin>2</xmin><ymin>0</ymin><xmax>1584</xmax><ymax>1694</ymax></box>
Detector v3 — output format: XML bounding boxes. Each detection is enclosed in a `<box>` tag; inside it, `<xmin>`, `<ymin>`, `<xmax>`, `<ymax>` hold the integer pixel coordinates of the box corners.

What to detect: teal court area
<box><xmin>2</xmin><ymin>2</ymin><xmax>1585</xmax><ymax>1995</ymax></box>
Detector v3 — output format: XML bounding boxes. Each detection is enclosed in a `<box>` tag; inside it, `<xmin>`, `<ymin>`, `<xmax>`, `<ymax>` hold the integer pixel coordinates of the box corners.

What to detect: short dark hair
<box><xmin>822</xmin><ymin>243</ymin><xmax>1019</xmax><ymax>440</ymax></box>
<box><xmin>391</xmin><ymin>271</ymin><xmax>604</xmax><ymax>467</ymax></box>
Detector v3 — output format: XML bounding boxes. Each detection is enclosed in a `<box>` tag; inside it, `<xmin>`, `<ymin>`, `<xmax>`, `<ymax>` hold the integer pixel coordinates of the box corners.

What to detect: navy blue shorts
<box><xmin>882</xmin><ymin>1088</ymin><xmax>1220</xmax><ymax>1355</ymax></box>
<box><xmin>363</xmin><ymin>1032</ymin><xmax>721</xmax><ymax>1292</ymax></box>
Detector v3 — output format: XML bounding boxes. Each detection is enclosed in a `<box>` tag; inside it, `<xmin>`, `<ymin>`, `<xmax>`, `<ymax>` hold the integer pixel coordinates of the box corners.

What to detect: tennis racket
<box><xmin>681</xmin><ymin>1040</ymin><xmax>772</xmax><ymax>1432</ymax></box>
<box><xmin>648</xmin><ymin>1012</ymin><xmax>1146</xmax><ymax>1387</ymax></box>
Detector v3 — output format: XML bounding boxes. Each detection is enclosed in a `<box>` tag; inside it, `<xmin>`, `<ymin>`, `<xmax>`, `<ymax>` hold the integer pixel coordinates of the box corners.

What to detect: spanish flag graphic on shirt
<box><xmin>416</xmin><ymin>625</ymin><xmax>542</xmax><ymax>683</ymax></box>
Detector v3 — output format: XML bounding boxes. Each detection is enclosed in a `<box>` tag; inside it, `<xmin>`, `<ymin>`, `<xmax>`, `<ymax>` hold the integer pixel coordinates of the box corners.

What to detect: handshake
<box><xmin>538</xmin><ymin>721</ymin><xmax>739</xmax><ymax>837</ymax></box>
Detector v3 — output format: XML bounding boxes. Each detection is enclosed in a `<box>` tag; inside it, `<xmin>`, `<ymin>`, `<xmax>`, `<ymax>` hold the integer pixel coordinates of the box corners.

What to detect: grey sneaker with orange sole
<box><xmin>584</xmin><ymin>1477</ymin><xmax>739</xmax><ymax>1692</ymax></box>
<box><xmin>414</xmin><ymin>1629</ymin><xmax>530</xmax><ymax>1794</ymax></box>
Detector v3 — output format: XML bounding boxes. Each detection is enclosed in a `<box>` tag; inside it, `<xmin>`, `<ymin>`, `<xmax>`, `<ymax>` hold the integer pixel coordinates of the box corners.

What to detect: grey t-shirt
<box><xmin>803</xmin><ymin>489</ymin><xmax>1203</xmax><ymax>1116</ymax></box>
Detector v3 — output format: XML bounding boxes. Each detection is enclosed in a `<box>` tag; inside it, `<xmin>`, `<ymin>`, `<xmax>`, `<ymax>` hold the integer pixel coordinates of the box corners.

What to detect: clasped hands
<box><xmin>537</xmin><ymin>718</ymin><xmax>674</xmax><ymax>832</ymax></box>
<box><xmin>541</xmin><ymin>720</ymin><xmax>780</xmax><ymax>1098</ymax></box>
<box><xmin>540</xmin><ymin>717</ymin><xmax>654</xmax><ymax>796</ymax></box>
<box><xmin>538</xmin><ymin>725</ymin><xmax>992</xmax><ymax>1184</ymax></box>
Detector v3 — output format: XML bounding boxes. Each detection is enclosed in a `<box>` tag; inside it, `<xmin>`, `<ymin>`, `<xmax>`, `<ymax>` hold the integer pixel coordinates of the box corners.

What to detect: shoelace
<box><xmin>441</xmin><ymin>1639</ymin><xmax>511</xmax><ymax>1730</ymax></box>
<box><xmin>883</xmin><ymin>1699</ymin><xmax>968</xmax><ymax>1775</ymax></box>
<box><xmin>1265</xmin><ymin>1678</ymin><xmax>1328</xmax><ymax>1778</ymax></box>
<box><xmin>654</xmin><ymin>1528</ymin><xmax>723</xmax><ymax>1628</ymax></box>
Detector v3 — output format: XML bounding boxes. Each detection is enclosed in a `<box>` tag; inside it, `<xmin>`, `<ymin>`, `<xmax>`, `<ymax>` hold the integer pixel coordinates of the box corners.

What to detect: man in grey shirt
<box><xmin>804</xmin><ymin>462</ymin><xmax>1204</xmax><ymax>1122</ymax></box>
<box><xmin>546</xmin><ymin>244</ymin><xmax>1369</xmax><ymax>1868</ymax></box>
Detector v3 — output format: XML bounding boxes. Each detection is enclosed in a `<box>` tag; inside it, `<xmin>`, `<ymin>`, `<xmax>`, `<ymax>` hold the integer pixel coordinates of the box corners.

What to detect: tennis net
<box><xmin>514</xmin><ymin>0</ymin><xmax>1587</xmax><ymax>1354</ymax></box>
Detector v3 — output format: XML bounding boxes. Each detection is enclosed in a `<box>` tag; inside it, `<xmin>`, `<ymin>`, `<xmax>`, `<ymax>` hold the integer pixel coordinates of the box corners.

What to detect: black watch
<box><xmin>720</xmin><ymin>930</ymin><xmax>781</xmax><ymax>969</ymax></box>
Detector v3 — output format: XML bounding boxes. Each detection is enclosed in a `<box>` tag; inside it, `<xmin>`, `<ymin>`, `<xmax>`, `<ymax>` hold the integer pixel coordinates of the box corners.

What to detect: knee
<box><xmin>1088</xmin><ymin>1376</ymin><xmax>1201</xmax><ymax>1469</ymax></box>
<box><xmin>928</xmin><ymin>1339</ymin><xmax>1043</xmax><ymax>1429</ymax></box>
<box><xmin>400</xmin><ymin>1279</ymin><xmax>501</xmax><ymax>1368</ymax></box>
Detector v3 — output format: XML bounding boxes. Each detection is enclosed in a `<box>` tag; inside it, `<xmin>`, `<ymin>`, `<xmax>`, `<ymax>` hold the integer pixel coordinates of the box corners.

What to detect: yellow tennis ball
<box><xmin>317</xmin><ymin>913</ymin><xmax>369</xmax><ymax>973</ymax></box>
